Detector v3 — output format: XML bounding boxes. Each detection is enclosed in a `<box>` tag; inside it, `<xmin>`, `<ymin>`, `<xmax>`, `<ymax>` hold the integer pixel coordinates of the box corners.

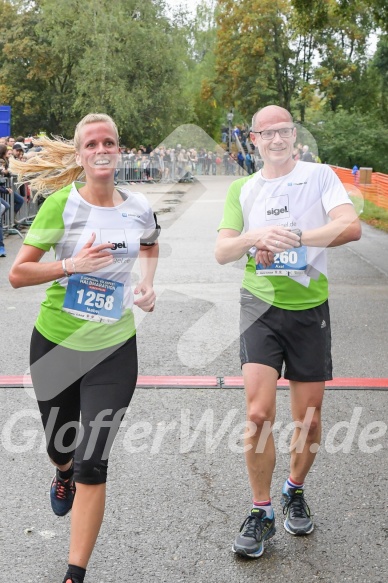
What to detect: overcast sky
<box><xmin>164</xmin><ymin>0</ymin><xmax>199</xmax><ymax>14</ymax></box>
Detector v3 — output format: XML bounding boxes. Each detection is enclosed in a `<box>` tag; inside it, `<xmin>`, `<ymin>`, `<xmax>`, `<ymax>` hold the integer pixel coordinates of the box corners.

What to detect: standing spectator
<box><xmin>245</xmin><ymin>152</ymin><xmax>253</xmax><ymax>175</ymax></box>
<box><xmin>301</xmin><ymin>145</ymin><xmax>314</xmax><ymax>163</ymax></box>
<box><xmin>148</xmin><ymin>151</ymin><xmax>160</xmax><ymax>182</ymax></box>
<box><xmin>172</xmin><ymin>148</ymin><xmax>178</xmax><ymax>180</ymax></box>
<box><xmin>232</xmin><ymin>125</ymin><xmax>241</xmax><ymax>142</ymax></box>
<box><xmin>12</xmin><ymin>143</ymin><xmax>26</xmax><ymax>160</ymax></box>
<box><xmin>204</xmin><ymin>151</ymin><xmax>213</xmax><ymax>175</ymax></box>
<box><xmin>223</xmin><ymin>150</ymin><xmax>230</xmax><ymax>175</ymax></box>
<box><xmin>211</xmin><ymin>151</ymin><xmax>217</xmax><ymax>175</ymax></box>
<box><xmin>352</xmin><ymin>165</ymin><xmax>359</xmax><ymax>185</ymax></box>
<box><xmin>0</xmin><ymin>175</ymin><xmax>9</xmax><ymax>255</ymax></box>
<box><xmin>237</xmin><ymin>151</ymin><xmax>245</xmax><ymax>175</ymax></box>
<box><xmin>163</xmin><ymin>148</ymin><xmax>172</xmax><ymax>182</ymax></box>
<box><xmin>215</xmin><ymin>153</ymin><xmax>222</xmax><ymax>174</ymax></box>
<box><xmin>0</xmin><ymin>144</ymin><xmax>25</xmax><ymax>215</ymax></box>
<box><xmin>133</xmin><ymin>150</ymin><xmax>143</xmax><ymax>182</ymax></box>
<box><xmin>189</xmin><ymin>148</ymin><xmax>198</xmax><ymax>174</ymax></box>
<box><xmin>215</xmin><ymin>104</ymin><xmax>361</xmax><ymax>560</ymax></box>
<box><xmin>141</xmin><ymin>153</ymin><xmax>150</xmax><ymax>181</ymax></box>
<box><xmin>0</xmin><ymin>218</ymin><xmax>6</xmax><ymax>256</ymax></box>
<box><xmin>177</xmin><ymin>148</ymin><xmax>189</xmax><ymax>179</ymax></box>
<box><xmin>197</xmin><ymin>148</ymin><xmax>206</xmax><ymax>175</ymax></box>
<box><xmin>9</xmin><ymin>113</ymin><xmax>160</xmax><ymax>583</ymax></box>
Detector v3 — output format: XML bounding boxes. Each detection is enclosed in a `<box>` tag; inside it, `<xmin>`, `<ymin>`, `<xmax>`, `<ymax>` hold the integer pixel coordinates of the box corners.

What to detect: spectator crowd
<box><xmin>0</xmin><ymin>126</ymin><xmax>320</xmax><ymax>258</ymax></box>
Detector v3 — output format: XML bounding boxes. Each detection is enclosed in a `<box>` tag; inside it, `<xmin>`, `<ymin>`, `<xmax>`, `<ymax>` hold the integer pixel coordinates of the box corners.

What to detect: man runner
<box><xmin>215</xmin><ymin>105</ymin><xmax>361</xmax><ymax>558</ymax></box>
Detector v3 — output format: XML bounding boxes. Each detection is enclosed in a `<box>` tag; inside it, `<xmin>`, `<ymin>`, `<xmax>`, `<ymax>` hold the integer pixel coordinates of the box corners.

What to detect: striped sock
<box><xmin>252</xmin><ymin>499</ymin><xmax>273</xmax><ymax>518</ymax></box>
<box><xmin>285</xmin><ymin>476</ymin><xmax>305</xmax><ymax>492</ymax></box>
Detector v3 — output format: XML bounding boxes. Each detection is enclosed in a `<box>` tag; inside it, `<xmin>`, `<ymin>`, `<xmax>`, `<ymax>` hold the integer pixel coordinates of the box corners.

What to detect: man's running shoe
<box><xmin>281</xmin><ymin>484</ymin><xmax>314</xmax><ymax>535</ymax></box>
<box><xmin>232</xmin><ymin>508</ymin><xmax>276</xmax><ymax>558</ymax></box>
<box><xmin>50</xmin><ymin>469</ymin><xmax>76</xmax><ymax>516</ymax></box>
<box><xmin>0</xmin><ymin>246</ymin><xmax>6</xmax><ymax>257</ymax></box>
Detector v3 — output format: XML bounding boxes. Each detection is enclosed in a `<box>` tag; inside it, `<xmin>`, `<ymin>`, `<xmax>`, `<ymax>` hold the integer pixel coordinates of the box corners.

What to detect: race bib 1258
<box><xmin>62</xmin><ymin>274</ymin><xmax>124</xmax><ymax>324</ymax></box>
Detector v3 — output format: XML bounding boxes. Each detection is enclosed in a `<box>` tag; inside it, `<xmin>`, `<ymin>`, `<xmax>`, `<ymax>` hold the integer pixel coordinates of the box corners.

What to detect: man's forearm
<box><xmin>215</xmin><ymin>232</ymin><xmax>260</xmax><ymax>265</ymax></box>
<box><xmin>301</xmin><ymin>219</ymin><xmax>361</xmax><ymax>248</ymax></box>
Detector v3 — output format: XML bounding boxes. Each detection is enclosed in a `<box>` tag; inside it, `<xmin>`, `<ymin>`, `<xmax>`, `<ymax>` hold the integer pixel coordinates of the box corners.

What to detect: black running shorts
<box><xmin>239</xmin><ymin>288</ymin><xmax>332</xmax><ymax>382</ymax></box>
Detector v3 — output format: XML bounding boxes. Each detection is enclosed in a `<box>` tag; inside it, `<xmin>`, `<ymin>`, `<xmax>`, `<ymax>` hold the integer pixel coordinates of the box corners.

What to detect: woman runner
<box><xmin>9</xmin><ymin>113</ymin><xmax>160</xmax><ymax>583</ymax></box>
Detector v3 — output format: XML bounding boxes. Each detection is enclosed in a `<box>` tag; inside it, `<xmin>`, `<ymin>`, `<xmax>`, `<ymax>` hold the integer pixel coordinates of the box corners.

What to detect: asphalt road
<box><xmin>0</xmin><ymin>175</ymin><xmax>387</xmax><ymax>582</ymax></box>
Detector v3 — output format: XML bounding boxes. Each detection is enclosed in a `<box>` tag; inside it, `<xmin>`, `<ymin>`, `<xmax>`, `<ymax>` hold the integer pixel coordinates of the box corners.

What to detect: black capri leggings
<box><xmin>30</xmin><ymin>327</ymin><xmax>138</xmax><ymax>485</ymax></box>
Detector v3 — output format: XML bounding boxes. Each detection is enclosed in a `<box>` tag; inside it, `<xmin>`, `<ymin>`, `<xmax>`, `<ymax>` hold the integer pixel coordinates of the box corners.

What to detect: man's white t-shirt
<box><xmin>218</xmin><ymin>161</ymin><xmax>353</xmax><ymax>310</ymax></box>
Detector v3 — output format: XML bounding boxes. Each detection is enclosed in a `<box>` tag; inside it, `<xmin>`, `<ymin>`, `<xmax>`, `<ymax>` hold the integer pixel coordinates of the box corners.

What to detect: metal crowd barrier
<box><xmin>115</xmin><ymin>153</ymin><xmax>236</xmax><ymax>183</ymax></box>
<box><xmin>115</xmin><ymin>155</ymin><xmax>179</xmax><ymax>183</ymax></box>
<box><xmin>0</xmin><ymin>175</ymin><xmax>39</xmax><ymax>239</ymax></box>
<box><xmin>14</xmin><ymin>179</ymin><xmax>40</xmax><ymax>228</ymax></box>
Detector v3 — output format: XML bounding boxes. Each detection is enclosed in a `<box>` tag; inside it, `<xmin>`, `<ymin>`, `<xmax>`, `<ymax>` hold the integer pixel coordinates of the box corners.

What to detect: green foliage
<box><xmin>214</xmin><ymin>0</ymin><xmax>376</xmax><ymax>120</ymax></box>
<box><xmin>0</xmin><ymin>0</ymin><xmax>387</xmax><ymax>170</ymax></box>
<box><xmin>215</xmin><ymin>0</ymin><xmax>297</xmax><ymax>116</ymax></box>
<box><xmin>304</xmin><ymin>108</ymin><xmax>388</xmax><ymax>172</ymax></box>
<box><xmin>373</xmin><ymin>35</ymin><xmax>388</xmax><ymax>120</ymax></box>
<box><xmin>0</xmin><ymin>0</ymin><xmax>191</xmax><ymax>145</ymax></box>
<box><xmin>337</xmin><ymin>0</ymin><xmax>388</xmax><ymax>32</ymax></box>
<box><xmin>180</xmin><ymin>0</ymin><xmax>224</xmax><ymax>140</ymax></box>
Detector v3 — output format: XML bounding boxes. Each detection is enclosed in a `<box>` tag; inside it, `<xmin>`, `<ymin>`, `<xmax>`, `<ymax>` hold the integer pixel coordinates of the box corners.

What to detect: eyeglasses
<box><xmin>251</xmin><ymin>127</ymin><xmax>295</xmax><ymax>140</ymax></box>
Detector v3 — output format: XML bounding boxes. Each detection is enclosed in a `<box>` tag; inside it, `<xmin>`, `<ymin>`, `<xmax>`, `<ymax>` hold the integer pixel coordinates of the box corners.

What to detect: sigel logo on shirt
<box><xmin>100</xmin><ymin>229</ymin><xmax>129</xmax><ymax>254</ymax></box>
<box><xmin>110</xmin><ymin>241</ymin><xmax>127</xmax><ymax>250</ymax></box>
<box><xmin>266</xmin><ymin>195</ymin><xmax>290</xmax><ymax>220</ymax></box>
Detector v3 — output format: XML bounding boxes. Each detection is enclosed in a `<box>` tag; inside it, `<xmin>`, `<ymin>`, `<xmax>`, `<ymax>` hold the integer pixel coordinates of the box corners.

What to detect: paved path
<box><xmin>0</xmin><ymin>176</ymin><xmax>387</xmax><ymax>582</ymax></box>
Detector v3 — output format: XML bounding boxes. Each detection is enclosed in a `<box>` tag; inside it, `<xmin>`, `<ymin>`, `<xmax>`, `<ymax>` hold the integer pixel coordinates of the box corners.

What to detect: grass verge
<box><xmin>351</xmin><ymin>197</ymin><xmax>388</xmax><ymax>234</ymax></box>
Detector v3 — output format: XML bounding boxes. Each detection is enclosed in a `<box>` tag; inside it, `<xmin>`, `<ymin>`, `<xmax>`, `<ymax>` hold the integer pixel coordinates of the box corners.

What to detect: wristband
<box><xmin>62</xmin><ymin>258</ymin><xmax>70</xmax><ymax>277</ymax></box>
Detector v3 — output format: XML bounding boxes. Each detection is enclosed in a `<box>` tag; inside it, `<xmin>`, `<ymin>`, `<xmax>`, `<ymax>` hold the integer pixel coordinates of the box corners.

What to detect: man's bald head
<box><xmin>252</xmin><ymin>106</ymin><xmax>293</xmax><ymax>131</ymax></box>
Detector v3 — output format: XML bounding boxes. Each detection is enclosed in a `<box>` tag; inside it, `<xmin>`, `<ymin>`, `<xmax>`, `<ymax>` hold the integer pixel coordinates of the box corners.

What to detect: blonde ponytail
<box><xmin>10</xmin><ymin>136</ymin><xmax>83</xmax><ymax>200</ymax></box>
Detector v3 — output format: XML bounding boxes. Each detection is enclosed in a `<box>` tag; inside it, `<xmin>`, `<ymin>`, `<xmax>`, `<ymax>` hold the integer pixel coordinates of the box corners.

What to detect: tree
<box><xmin>373</xmin><ymin>35</ymin><xmax>388</xmax><ymax>121</ymax></box>
<box><xmin>71</xmin><ymin>0</ymin><xmax>191</xmax><ymax>145</ymax></box>
<box><xmin>312</xmin><ymin>0</ymin><xmax>375</xmax><ymax>113</ymax></box>
<box><xmin>0</xmin><ymin>1</ymin><xmax>55</xmax><ymax>135</ymax></box>
<box><xmin>180</xmin><ymin>0</ymin><xmax>224</xmax><ymax>139</ymax></box>
<box><xmin>215</xmin><ymin>0</ymin><xmax>298</xmax><ymax>117</ymax></box>
<box><xmin>0</xmin><ymin>0</ymin><xmax>191</xmax><ymax>144</ymax></box>
<box><xmin>336</xmin><ymin>0</ymin><xmax>388</xmax><ymax>32</ymax></box>
<box><xmin>305</xmin><ymin>108</ymin><xmax>388</xmax><ymax>172</ymax></box>
<box><xmin>213</xmin><ymin>0</ymin><xmax>378</xmax><ymax>121</ymax></box>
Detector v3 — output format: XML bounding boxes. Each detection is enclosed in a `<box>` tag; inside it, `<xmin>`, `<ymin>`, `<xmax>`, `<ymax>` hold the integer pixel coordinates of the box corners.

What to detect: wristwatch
<box><xmin>291</xmin><ymin>228</ymin><xmax>303</xmax><ymax>246</ymax></box>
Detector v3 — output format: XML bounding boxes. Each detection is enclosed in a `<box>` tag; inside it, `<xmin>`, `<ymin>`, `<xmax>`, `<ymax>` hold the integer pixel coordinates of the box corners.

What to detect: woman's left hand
<box><xmin>134</xmin><ymin>282</ymin><xmax>156</xmax><ymax>312</ymax></box>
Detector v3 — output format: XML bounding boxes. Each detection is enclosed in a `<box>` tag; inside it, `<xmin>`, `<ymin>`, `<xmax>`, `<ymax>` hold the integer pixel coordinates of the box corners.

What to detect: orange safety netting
<box><xmin>330</xmin><ymin>166</ymin><xmax>388</xmax><ymax>211</ymax></box>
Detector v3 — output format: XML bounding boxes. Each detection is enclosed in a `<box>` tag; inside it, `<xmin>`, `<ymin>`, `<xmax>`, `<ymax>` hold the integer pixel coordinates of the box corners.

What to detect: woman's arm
<box><xmin>134</xmin><ymin>242</ymin><xmax>159</xmax><ymax>311</ymax></box>
<box><xmin>9</xmin><ymin>245</ymin><xmax>67</xmax><ymax>288</ymax></box>
<box><xmin>9</xmin><ymin>233</ymin><xmax>115</xmax><ymax>288</ymax></box>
